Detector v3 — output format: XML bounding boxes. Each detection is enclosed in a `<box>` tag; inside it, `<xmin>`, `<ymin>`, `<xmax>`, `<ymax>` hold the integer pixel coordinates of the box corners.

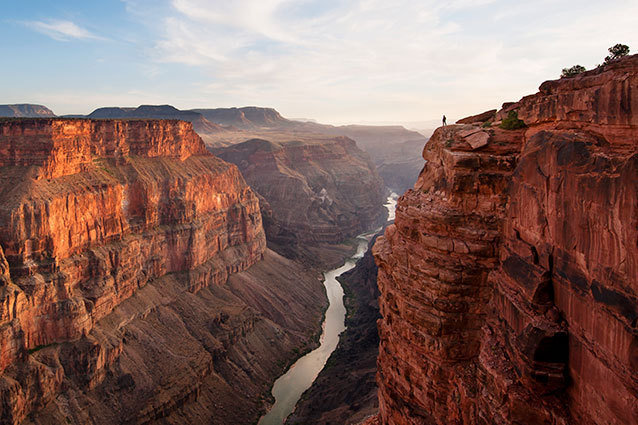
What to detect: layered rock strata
<box><xmin>373</xmin><ymin>54</ymin><xmax>638</xmax><ymax>424</ymax></box>
<box><xmin>0</xmin><ymin>118</ymin><xmax>325</xmax><ymax>424</ymax></box>
<box><xmin>213</xmin><ymin>137</ymin><xmax>386</xmax><ymax>263</ymax></box>
<box><xmin>192</xmin><ymin>107</ymin><xmax>291</xmax><ymax>129</ymax></box>
<box><xmin>199</xmin><ymin>107</ymin><xmax>428</xmax><ymax>195</ymax></box>
<box><xmin>20</xmin><ymin>249</ymin><xmax>326</xmax><ymax>425</ymax></box>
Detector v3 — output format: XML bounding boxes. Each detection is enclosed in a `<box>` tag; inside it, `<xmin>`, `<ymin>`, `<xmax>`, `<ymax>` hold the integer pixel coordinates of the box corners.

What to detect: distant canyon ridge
<box><xmin>0</xmin><ymin>103</ymin><xmax>428</xmax><ymax>196</ymax></box>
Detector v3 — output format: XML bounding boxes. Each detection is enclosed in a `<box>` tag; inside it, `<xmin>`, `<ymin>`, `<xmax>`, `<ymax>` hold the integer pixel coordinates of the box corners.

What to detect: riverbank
<box><xmin>258</xmin><ymin>234</ymin><xmax>370</xmax><ymax>425</ymax></box>
<box><xmin>285</xmin><ymin>230</ymin><xmax>385</xmax><ymax>425</ymax></box>
<box><xmin>283</xmin><ymin>194</ymin><xmax>397</xmax><ymax>424</ymax></box>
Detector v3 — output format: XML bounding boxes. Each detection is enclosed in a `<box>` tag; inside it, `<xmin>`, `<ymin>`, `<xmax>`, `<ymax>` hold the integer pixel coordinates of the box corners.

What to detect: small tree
<box><xmin>561</xmin><ymin>65</ymin><xmax>586</xmax><ymax>78</ymax></box>
<box><xmin>604</xmin><ymin>43</ymin><xmax>630</xmax><ymax>64</ymax></box>
<box><xmin>500</xmin><ymin>110</ymin><xmax>526</xmax><ymax>130</ymax></box>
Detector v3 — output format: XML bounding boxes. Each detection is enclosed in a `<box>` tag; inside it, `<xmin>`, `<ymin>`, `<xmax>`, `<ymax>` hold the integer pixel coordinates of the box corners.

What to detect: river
<box><xmin>258</xmin><ymin>194</ymin><xmax>397</xmax><ymax>425</ymax></box>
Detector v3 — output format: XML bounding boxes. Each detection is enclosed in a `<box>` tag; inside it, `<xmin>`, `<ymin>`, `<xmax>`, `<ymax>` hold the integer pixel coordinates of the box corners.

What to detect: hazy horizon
<box><xmin>2</xmin><ymin>0</ymin><xmax>637</xmax><ymax>126</ymax></box>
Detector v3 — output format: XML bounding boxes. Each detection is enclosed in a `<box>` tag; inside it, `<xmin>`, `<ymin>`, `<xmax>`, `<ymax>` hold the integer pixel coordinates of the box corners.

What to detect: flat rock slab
<box><xmin>465</xmin><ymin>131</ymin><xmax>489</xmax><ymax>150</ymax></box>
<box><xmin>456</xmin><ymin>109</ymin><xmax>497</xmax><ymax>125</ymax></box>
<box><xmin>458</xmin><ymin>128</ymin><xmax>483</xmax><ymax>138</ymax></box>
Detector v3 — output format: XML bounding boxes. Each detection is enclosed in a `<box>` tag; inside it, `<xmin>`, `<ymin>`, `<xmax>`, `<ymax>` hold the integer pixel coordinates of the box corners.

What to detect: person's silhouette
<box><xmin>442</xmin><ymin>115</ymin><xmax>447</xmax><ymax>126</ymax></box>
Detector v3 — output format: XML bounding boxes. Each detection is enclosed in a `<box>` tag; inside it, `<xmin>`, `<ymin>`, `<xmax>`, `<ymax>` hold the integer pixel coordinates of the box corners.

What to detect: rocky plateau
<box><xmin>0</xmin><ymin>104</ymin><xmax>56</xmax><ymax>118</ymax></box>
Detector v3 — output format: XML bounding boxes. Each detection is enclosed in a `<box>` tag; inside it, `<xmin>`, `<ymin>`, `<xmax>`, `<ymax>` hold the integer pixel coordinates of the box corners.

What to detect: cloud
<box><xmin>24</xmin><ymin>19</ymin><xmax>105</xmax><ymax>41</ymax></box>
<box><xmin>118</xmin><ymin>0</ymin><xmax>638</xmax><ymax>123</ymax></box>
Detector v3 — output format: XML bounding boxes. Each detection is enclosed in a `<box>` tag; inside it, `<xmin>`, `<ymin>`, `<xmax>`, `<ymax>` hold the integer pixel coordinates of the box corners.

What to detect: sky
<box><xmin>1</xmin><ymin>0</ymin><xmax>637</xmax><ymax>127</ymax></box>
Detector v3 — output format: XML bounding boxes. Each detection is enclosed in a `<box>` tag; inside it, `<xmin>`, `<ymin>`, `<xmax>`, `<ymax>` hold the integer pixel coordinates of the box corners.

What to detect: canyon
<box><xmin>2</xmin><ymin>104</ymin><xmax>427</xmax><ymax>196</ymax></box>
<box><xmin>212</xmin><ymin>137</ymin><xmax>386</xmax><ymax>265</ymax></box>
<box><xmin>202</xmin><ymin>113</ymin><xmax>428</xmax><ymax>195</ymax></box>
<box><xmin>2</xmin><ymin>53</ymin><xmax>635</xmax><ymax>425</ymax></box>
<box><xmin>287</xmin><ymin>229</ymin><xmax>384</xmax><ymax>425</ymax></box>
<box><xmin>0</xmin><ymin>118</ymin><xmax>333</xmax><ymax>424</ymax></box>
<box><xmin>372</xmin><ymin>54</ymin><xmax>638</xmax><ymax>424</ymax></box>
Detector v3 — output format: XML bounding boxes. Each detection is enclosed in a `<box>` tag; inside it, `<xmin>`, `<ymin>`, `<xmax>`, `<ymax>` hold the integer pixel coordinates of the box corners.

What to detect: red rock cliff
<box><xmin>0</xmin><ymin>118</ymin><xmax>270</xmax><ymax>423</ymax></box>
<box><xmin>373</xmin><ymin>55</ymin><xmax>637</xmax><ymax>424</ymax></box>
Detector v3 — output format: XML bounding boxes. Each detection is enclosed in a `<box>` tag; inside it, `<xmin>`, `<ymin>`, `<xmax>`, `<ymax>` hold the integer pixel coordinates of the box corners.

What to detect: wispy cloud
<box><xmin>114</xmin><ymin>0</ymin><xmax>638</xmax><ymax>123</ymax></box>
<box><xmin>24</xmin><ymin>19</ymin><xmax>106</xmax><ymax>41</ymax></box>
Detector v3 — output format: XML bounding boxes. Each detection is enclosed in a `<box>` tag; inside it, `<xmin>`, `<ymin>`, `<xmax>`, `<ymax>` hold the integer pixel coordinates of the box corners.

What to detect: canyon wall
<box><xmin>213</xmin><ymin>137</ymin><xmax>386</xmax><ymax>264</ymax></box>
<box><xmin>373</xmin><ymin>55</ymin><xmax>637</xmax><ymax>424</ymax></box>
<box><xmin>0</xmin><ymin>119</ymin><xmax>326</xmax><ymax>424</ymax></box>
<box><xmin>195</xmin><ymin>107</ymin><xmax>427</xmax><ymax>195</ymax></box>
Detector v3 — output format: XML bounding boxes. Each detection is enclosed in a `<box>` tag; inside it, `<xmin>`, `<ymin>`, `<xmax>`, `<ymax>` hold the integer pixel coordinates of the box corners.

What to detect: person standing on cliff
<box><xmin>442</xmin><ymin>115</ymin><xmax>447</xmax><ymax>126</ymax></box>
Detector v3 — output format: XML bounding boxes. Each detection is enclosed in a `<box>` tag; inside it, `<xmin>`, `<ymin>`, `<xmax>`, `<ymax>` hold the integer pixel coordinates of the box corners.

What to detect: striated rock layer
<box><xmin>0</xmin><ymin>118</ymin><xmax>325</xmax><ymax>424</ymax></box>
<box><xmin>373</xmin><ymin>54</ymin><xmax>638</xmax><ymax>424</ymax></box>
<box><xmin>213</xmin><ymin>137</ymin><xmax>386</xmax><ymax>263</ymax></box>
<box><xmin>20</xmin><ymin>248</ymin><xmax>327</xmax><ymax>425</ymax></box>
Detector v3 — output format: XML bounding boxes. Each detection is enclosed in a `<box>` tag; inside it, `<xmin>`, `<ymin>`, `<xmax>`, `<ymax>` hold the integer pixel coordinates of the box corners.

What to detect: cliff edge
<box><xmin>0</xmin><ymin>119</ymin><xmax>326</xmax><ymax>424</ymax></box>
<box><xmin>373</xmin><ymin>54</ymin><xmax>638</xmax><ymax>424</ymax></box>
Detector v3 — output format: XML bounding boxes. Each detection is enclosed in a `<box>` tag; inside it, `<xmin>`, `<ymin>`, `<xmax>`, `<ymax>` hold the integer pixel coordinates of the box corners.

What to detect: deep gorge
<box><xmin>0</xmin><ymin>118</ymin><xmax>386</xmax><ymax>424</ymax></box>
<box><xmin>0</xmin><ymin>52</ymin><xmax>636</xmax><ymax>425</ymax></box>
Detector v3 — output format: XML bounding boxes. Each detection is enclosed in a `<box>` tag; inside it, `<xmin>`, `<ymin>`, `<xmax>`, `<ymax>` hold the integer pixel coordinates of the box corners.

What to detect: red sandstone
<box><xmin>373</xmin><ymin>54</ymin><xmax>638</xmax><ymax>424</ymax></box>
<box><xmin>213</xmin><ymin>136</ymin><xmax>386</xmax><ymax>259</ymax></box>
<box><xmin>0</xmin><ymin>118</ymin><xmax>267</xmax><ymax>423</ymax></box>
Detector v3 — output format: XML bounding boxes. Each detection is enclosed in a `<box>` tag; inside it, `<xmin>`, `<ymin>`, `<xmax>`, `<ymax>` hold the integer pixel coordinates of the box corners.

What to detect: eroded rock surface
<box><xmin>213</xmin><ymin>137</ymin><xmax>386</xmax><ymax>264</ymax></box>
<box><xmin>200</xmin><ymin>108</ymin><xmax>428</xmax><ymax>196</ymax></box>
<box><xmin>0</xmin><ymin>119</ymin><xmax>326</xmax><ymax>424</ymax></box>
<box><xmin>373</xmin><ymin>54</ymin><xmax>638</xmax><ymax>424</ymax></box>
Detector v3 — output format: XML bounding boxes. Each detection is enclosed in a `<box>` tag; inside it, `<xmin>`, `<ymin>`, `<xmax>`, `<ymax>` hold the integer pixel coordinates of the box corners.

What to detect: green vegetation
<box><xmin>481</xmin><ymin>121</ymin><xmax>492</xmax><ymax>128</ymax></box>
<box><xmin>561</xmin><ymin>65</ymin><xmax>586</xmax><ymax>78</ymax></box>
<box><xmin>499</xmin><ymin>110</ymin><xmax>526</xmax><ymax>130</ymax></box>
<box><xmin>28</xmin><ymin>343</ymin><xmax>57</xmax><ymax>354</ymax></box>
<box><xmin>604</xmin><ymin>43</ymin><xmax>630</xmax><ymax>64</ymax></box>
<box><xmin>93</xmin><ymin>158</ymin><xmax>116</xmax><ymax>177</ymax></box>
<box><xmin>562</xmin><ymin>44</ymin><xmax>630</xmax><ymax>75</ymax></box>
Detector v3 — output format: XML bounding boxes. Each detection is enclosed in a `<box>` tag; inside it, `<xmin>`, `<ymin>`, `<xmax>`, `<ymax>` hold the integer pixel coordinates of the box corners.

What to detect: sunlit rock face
<box><xmin>373</xmin><ymin>54</ymin><xmax>638</xmax><ymax>425</ymax></box>
<box><xmin>0</xmin><ymin>118</ymin><xmax>302</xmax><ymax>423</ymax></box>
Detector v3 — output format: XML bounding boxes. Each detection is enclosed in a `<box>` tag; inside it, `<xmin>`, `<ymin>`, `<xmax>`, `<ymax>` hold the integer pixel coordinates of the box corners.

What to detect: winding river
<box><xmin>258</xmin><ymin>195</ymin><xmax>397</xmax><ymax>425</ymax></box>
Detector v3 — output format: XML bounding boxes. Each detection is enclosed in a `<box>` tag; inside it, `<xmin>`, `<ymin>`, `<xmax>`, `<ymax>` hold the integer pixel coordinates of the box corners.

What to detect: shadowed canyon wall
<box><xmin>0</xmin><ymin>119</ymin><xmax>326</xmax><ymax>424</ymax></box>
<box><xmin>213</xmin><ymin>137</ymin><xmax>386</xmax><ymax>263</ymax></box>
<box><xmin>373</xmin><ymin>55</ymin><xmax>638</xmax><ymax>424</ymax></box>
